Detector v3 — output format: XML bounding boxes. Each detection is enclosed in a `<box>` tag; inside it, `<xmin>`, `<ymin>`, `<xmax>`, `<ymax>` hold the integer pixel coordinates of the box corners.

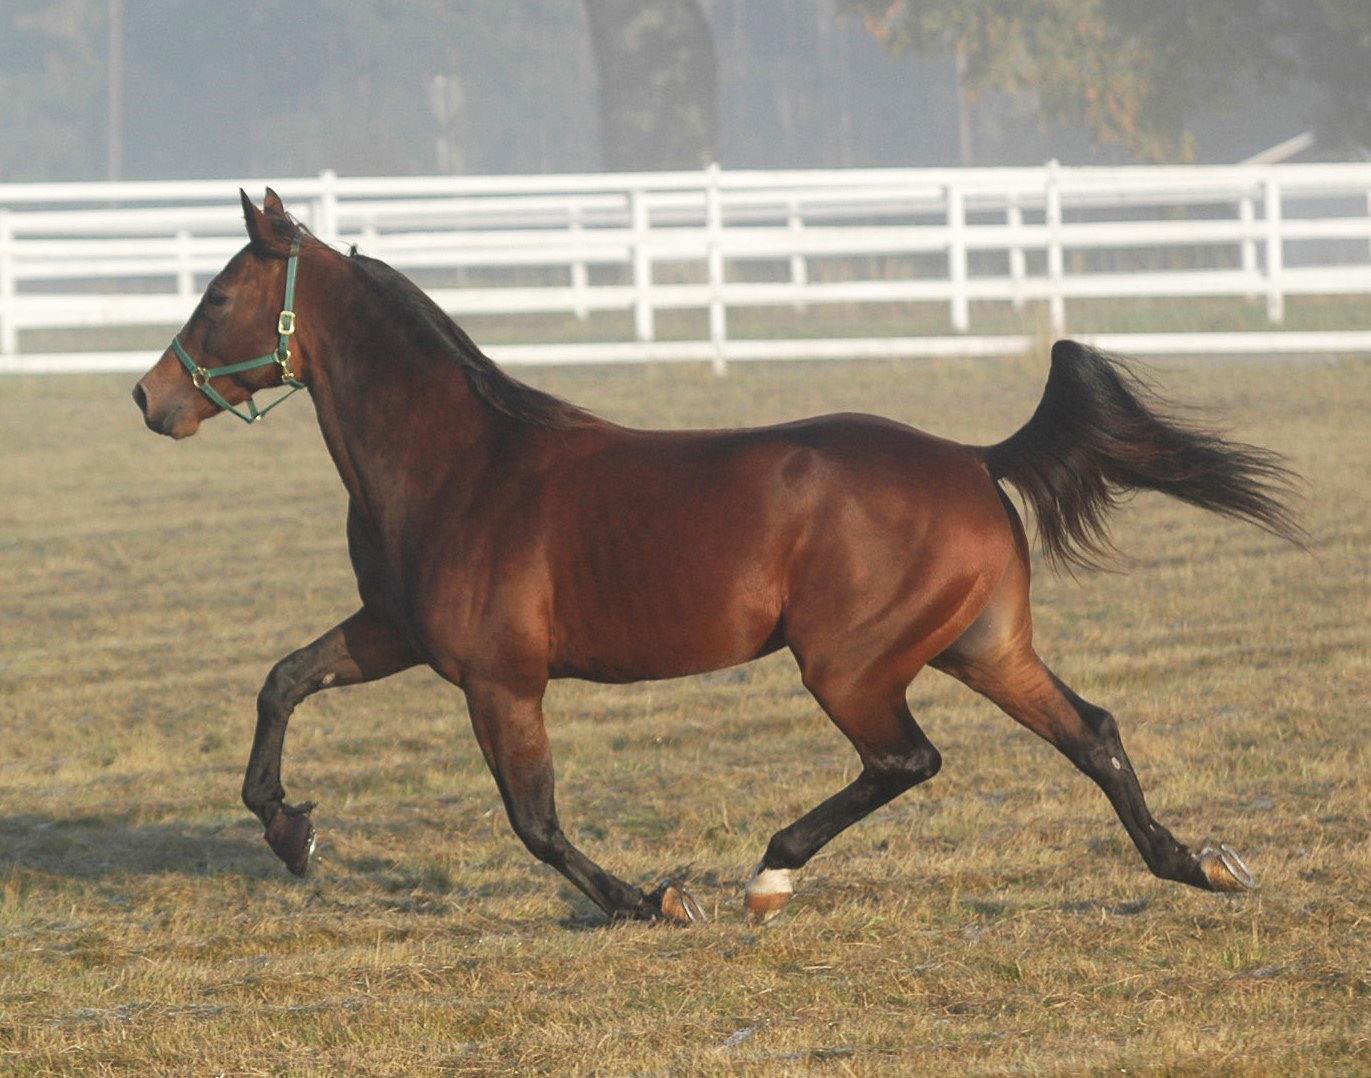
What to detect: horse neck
<box><xmin>298</xmin><ymin>259</ymin><xmax>513</xmax><ymax>529</ymax></box>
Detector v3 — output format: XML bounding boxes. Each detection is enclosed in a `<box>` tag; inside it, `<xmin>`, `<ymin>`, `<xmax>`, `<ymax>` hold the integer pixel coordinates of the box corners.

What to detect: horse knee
<box><xmin>257</xmin><ymin>659</ymin><xmax>296</xmax><ymax>714</ymax></box>
<box><xmin>258</xmin><ymin>650</ymin><xmax>325</xmax><ymax>715</ymax></box>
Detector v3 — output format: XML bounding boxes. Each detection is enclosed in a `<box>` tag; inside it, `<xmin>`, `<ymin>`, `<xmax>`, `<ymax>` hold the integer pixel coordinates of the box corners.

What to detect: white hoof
<box><xmin>744</xmin><ymin>863</ymin><xmax>794</xmax><ymax>924</ymax></box>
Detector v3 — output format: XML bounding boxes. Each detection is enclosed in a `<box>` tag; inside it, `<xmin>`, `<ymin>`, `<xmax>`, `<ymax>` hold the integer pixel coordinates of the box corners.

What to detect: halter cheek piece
<box><xmin>171</xmin><ymin>240</ymin><xmax>306</xmax><ymax>424</ymax></box>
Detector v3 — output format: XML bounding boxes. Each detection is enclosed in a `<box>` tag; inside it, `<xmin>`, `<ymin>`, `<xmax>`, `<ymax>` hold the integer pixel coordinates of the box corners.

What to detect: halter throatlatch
<box><xmin>171</xmin><ymin>240</ymin><xmax>306</xmax><ymax>424</ymax></box>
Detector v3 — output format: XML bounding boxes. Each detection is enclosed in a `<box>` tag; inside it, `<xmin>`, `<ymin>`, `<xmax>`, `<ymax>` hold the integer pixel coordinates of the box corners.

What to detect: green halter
<box><xmin>171</xmin><ymin>241</ymin><xmax>306</xmax><ymax>424</ymax></box>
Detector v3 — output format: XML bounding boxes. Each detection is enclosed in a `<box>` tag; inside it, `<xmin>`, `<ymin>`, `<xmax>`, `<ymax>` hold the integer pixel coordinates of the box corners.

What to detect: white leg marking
<box><xmin>745</xmin><ymin>862</ymin><xmax>795</xmax><ymax>924</ymax></box>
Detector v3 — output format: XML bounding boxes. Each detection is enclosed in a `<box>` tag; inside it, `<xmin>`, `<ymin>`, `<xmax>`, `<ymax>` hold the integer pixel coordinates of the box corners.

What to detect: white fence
<box><xmin>4</xmin><ymin>161</ymin><xmax>1371</xmax><ymax>374</ymax></box>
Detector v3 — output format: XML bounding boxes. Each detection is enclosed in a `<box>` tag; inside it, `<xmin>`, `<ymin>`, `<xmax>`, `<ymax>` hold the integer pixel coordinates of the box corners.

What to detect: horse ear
<box><xmin>263</xmin><ymin>187</ymin><xmax>286</xmax><ymax>216</ymax></box>
<box><xmin>240</xmin><ymin>188</ymin><xmax>292</xmax><ymax>257</ymax></box>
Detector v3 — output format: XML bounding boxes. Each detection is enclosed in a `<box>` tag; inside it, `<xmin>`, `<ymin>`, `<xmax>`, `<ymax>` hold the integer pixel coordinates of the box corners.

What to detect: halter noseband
<box><xmin>171</xmin><ymin>240</ymin><xmax>306</xmax><ymax>424</ymax></box>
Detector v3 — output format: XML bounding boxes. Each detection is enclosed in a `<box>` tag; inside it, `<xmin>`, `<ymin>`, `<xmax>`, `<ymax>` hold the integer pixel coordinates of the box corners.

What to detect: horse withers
<box><xmin>133</xmin><ymin>191</ymin><xmax>1302</xmax><ymax>924</ymax></box>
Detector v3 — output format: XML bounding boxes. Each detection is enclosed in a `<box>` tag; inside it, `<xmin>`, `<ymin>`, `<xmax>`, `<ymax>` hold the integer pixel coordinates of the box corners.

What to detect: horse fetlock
<box><xmin>241</xmin><ymin>781</ymin><xmax>286</xmax><ymax>825</ymax></box>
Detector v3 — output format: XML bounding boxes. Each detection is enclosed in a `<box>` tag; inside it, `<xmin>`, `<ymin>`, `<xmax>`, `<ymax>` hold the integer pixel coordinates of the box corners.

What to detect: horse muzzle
<box><xmin>132</xmin><ymin>372</ymin><xmax>203</xmax><ymax>439</ymax></box>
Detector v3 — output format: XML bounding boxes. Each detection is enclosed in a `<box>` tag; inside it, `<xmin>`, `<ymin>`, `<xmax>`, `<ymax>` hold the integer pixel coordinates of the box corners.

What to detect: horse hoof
<box><xmin>744</xmin><ymin>863</ymin><xmax>794</xmax><ymax>924</ymax></box>
<box><xmin>1198</xmin><ymin>843</ymin><xmax>1255</xmax><ymax>893</ymax></box>
<box><xmin>265</xmin><ymin>803</ymin><xmax>317</xmax><ymax>878</ymax></box>
<box><xmin>649</xmin><ymin>881</ymin><xmax>706</xmax><ymax>925</ymax></box>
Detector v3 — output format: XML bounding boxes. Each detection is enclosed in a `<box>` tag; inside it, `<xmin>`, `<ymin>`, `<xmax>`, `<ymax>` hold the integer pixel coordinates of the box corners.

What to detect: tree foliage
<box><xmin>0</xmin><ymin>0</ymin><xmax>108</xmax><ymax>179</ymax></box>
<box><xmin>841</xmin><ymin>0</ymin><xmax>1371</xmax><ymax>161</ymax></box>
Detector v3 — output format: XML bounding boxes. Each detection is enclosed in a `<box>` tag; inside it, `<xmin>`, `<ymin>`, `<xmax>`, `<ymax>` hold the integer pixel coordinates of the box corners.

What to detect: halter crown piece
<box><xmin>171</xmin><ymin>240</ymin><xmax>306</xmax><ymax>424</ymax></box>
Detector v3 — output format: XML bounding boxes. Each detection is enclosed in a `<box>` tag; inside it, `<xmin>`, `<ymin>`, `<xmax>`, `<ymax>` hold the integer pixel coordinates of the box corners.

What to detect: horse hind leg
<box><xmin>745</xmin><ymin>669</ymin><xmax>943</xmax><ymax>923</ymax></box>
<box><xmin>933</xmin><ymin>614</ymin><xmax>1255</xmax><ymax>894</ymax></box>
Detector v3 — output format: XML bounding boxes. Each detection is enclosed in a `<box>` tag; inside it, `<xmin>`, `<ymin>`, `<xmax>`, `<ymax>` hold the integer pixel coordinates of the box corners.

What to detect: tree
<box><xmin>582</xmin><ymin>0</ymin><xmax>718</xmax><ymax>170</ymax></box>
<box><xmin>0</xmin><ymin>0</ymin><xmax>108</xmax><ymax>180</ymax></box>
<box><xmin>0</xmin><ymin>0</ymin><xmax>600</xmax><ymax>181</ymax></box>
<box><xmin>1291</xmin><ymin>0</ymin><xmax>1371</xmax><ymax>153</ymax></box>
<box><xmin>840</xmin><ymin>0</ymin><xmax>1371</xmax><ymax>162</ymax></box>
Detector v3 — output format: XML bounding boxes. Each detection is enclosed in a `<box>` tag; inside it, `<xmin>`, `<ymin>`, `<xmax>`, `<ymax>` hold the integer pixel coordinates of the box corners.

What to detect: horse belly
<box><xmin>548</xmin><ymin>513</ymin><xmax>787</xmax><ymax>683</ymax></box>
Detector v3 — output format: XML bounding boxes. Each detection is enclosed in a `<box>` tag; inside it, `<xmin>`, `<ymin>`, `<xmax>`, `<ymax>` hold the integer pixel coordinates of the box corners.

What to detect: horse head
<box><xmin>133</xmin><ymin>190</ymin><xmax>310</xmax><ymax>438</ymax></box>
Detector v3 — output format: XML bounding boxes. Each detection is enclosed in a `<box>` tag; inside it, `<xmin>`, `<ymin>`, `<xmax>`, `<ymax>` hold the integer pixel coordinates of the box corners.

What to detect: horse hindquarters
<box><xmin>744</xmin><ymin>443</ymin><xmax>1013</xmax><ymax>920</ymax></box>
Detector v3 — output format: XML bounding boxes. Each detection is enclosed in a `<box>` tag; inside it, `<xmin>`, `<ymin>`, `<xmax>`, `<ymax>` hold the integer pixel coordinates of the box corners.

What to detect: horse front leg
<box><xmin>462</xmin><ymin>678</ymin><xmax>703</xmax><ymax>924</ymax></box>
<box><xmin>244</xmin><ymin>607</ymin><xmax>419</xmax><ymax>876</ymax></box>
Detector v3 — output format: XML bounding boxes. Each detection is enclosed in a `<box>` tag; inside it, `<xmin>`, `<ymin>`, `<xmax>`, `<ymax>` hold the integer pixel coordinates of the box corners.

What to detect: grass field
<box><xmin>1</xmin><ymin>350</ymin><xmax>1368</xmax><ymax>1075</ymax></box>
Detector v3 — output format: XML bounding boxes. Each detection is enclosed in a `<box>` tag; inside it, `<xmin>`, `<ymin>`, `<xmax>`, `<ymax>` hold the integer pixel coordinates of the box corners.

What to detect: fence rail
<box><xmin>4</xmin><ymin>161</ymin><xmax>1371</xmax><ymax>374</ymax></box>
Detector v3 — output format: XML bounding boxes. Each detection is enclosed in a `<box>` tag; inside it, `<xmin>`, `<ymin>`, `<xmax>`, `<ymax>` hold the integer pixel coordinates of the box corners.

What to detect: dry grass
<box><xmin>1</xmin><ymin>351</ymin><xmax>1368</xmax><ymax>1075</ymax></box>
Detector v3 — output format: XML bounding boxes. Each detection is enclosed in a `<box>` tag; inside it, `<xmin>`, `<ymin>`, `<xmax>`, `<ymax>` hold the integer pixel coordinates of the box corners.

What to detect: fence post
<box><xmin>946</xmin><ymin>182</ymin><xmax>969</xmax><ymax>332</ymax></box>
<box><xmin>1006</xmin><ymin>196</ymin><xmax>1026</xmax><ymax>312</ymax></box>
<box><xmin>629</xmin><ymin>188</ymin><xmax>654</xmax><ymax>343</ymax></box>
<box><xmin>360</xmin><ymin>218</ymin><xmax>379</xmax><ymax>255</ymax></box>
<box><xmin>1264</xmin><ymin>175</ymin><xmax>1284</xmax><ymax>324</ymax></box>
<box><xmin>1365</xmin><ymin>188</ymin><xmax>1371</xmax><ymax>265</ymax></box>
<box><xmin>175</xmin><ymin>229</ymin><xmax>194</xmax><ymax>297</ymax></box>
<box><xmin>0</xmin><ymin>211</ymin><xmax>14</xmax><ymax>356</ymax></box>
<box><xmin>317</xmin><ymin>168</ymin><xmax>340</xmax><ymax>247</ymax></box>
<box><xmin>1239</xmin><ymin>192</ymin><xmax>1257</xmax><ymax>292</ymax></box>
<box><xmin>705</xmin><ymin>163</ymin><xmax>727</xmax><ymax>375</ymax></box>
<box><xmin>569</xmin><ymin>204</ymin><xmax>589</xmax><ymax>322</ymax></box>
<box><xmin>1045</xmin><ymin>159</ymin><xmax>1066</xmax><ymax>337</ymax></box>
<box><xmin>788</xmin><ymin>198</ymin><xmax>808</xmax><ymax>312</ymax></box>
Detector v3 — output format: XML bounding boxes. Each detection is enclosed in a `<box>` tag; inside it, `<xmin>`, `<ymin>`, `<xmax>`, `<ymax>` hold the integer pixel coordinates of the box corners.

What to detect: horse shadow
<box><xmin>0</xmin><ymin>812</ymin><xmax>704</xmax><ymax>930</ymax></box>
<box><xmin>0</xmin><ymin>812</ymin><xmax>270</xmax><ymax>881</ymax></box>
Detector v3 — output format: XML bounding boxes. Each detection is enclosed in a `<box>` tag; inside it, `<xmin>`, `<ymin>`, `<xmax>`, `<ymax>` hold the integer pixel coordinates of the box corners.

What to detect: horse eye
<box><xmin>205</xmin><ymin>288</ymin><xmax>228</xmax><ymax>307</ymax></box>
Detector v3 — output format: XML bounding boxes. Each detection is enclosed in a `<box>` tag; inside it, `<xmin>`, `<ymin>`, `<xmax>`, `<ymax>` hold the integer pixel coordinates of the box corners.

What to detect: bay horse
<box><xmin>133</xmin><ymin>191</ymin><xmax>1302</xmax><ymax>924</ymax></box>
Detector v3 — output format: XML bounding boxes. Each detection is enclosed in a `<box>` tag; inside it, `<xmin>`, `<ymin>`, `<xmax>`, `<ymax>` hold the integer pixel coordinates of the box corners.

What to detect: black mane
<box><xmin>336</xmin><ymin>244</ymin><xmax>594</xmax><ymax>430</ymax></box>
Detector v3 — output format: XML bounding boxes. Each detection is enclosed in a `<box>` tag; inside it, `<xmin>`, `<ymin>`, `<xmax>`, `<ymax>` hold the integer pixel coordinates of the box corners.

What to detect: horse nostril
<box><xmin>132</xmin><ymin>381</ymin><xmax>149</xmax><ymax>415</ymax></box>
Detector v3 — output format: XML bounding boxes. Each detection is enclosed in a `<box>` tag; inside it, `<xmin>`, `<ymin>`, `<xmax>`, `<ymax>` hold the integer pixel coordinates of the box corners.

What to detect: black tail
<box><xmin>981</xmin><ymin>340</ymin><xmax>1304</xmax><ymax>572</ymax></box>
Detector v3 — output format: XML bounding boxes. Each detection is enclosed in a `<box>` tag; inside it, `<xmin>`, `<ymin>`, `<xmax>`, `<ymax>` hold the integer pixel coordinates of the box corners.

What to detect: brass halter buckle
<box><xmin>274</xmin><ymin>308</ymin><xmax>301</xmax><ymax>384</ymax></box>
